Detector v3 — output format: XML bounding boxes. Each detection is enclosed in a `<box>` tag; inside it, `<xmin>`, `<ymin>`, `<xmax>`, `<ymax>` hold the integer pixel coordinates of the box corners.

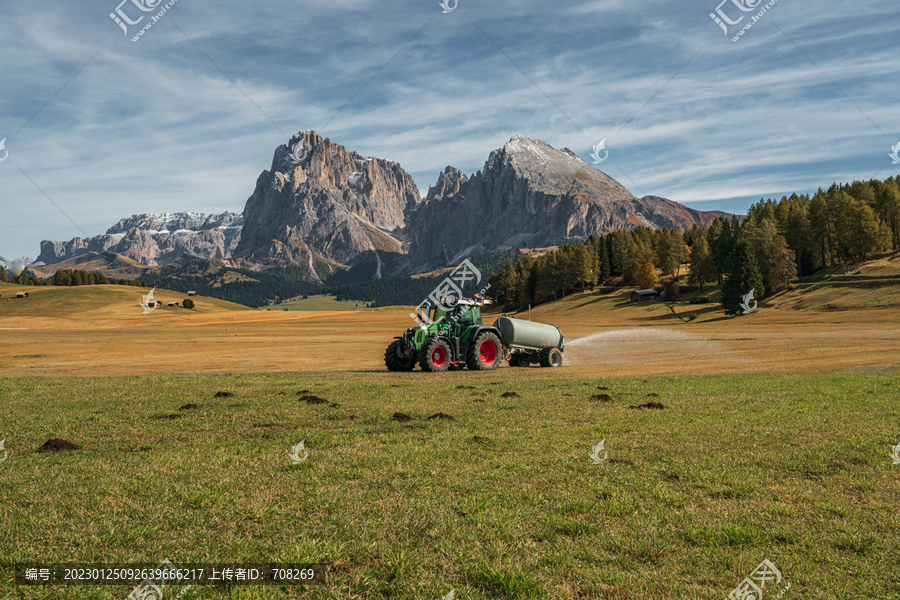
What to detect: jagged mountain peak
<box><xmin>234</xmin><ymin>130</ymin><xmax>420</xmax><ymax>268</ymax></box>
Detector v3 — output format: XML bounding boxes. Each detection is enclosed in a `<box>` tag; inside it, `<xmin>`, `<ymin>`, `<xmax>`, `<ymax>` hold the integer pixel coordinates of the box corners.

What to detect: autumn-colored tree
<box><xmin>688</xmin><ymin>233</ymin><xmax>715</xmax><ymax>290</ymax></box>
<box><xmin>635</xmin><ymin>262</ymin><xmax>658</xmax><ymax>290</ymax></box>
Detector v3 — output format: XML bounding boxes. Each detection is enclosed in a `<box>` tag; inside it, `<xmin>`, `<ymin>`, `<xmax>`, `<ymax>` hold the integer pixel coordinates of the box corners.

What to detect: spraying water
<box><xmin>563</xmin><ymin>328</ymin><xmax>741</xmax><ymax>366</ymax></box>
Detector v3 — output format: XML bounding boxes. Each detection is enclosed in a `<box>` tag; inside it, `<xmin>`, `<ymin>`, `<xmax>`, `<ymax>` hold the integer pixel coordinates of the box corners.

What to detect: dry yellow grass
<box><xmin>1</xmin><ymin>281</ymin><xmax>898</xmax><ymax>378</ymax></box>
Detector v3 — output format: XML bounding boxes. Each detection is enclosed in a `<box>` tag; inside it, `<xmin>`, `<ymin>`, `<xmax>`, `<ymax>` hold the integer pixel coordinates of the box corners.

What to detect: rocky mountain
<box><xmin>0</xmin><ymin>256</ymin><xmax>34</xmax><ymax>272</ymax></box>
<box><xmin>37</xmin><ymin>212</ymin><xmax>242</xmax><ymax>267</ymax></box>
<box><xmin>402</xmin><ymin>135</ymin><xmax>731</xmax><ymax>271</ymax></box>
<box><xmin>233</xmin><ymin>130</ymin><xmax>419</xmax><ymax>280</ymax></box>
<box><xmin>30</xmin><ymin>133</ymin><xmax>733</xmax><ymax>282</ymax></box>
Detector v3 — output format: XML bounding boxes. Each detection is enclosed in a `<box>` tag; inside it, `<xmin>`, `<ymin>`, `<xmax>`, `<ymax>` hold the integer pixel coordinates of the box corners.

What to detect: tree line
<box><xmin>488</xmin><ymin>175</ymin><xmax>899</xmax><ymax>316</ymax></box>
<box><xmin>0</xmin><ymin>266</ymin><xmax>149</xmax><ymax>287</ymax></box>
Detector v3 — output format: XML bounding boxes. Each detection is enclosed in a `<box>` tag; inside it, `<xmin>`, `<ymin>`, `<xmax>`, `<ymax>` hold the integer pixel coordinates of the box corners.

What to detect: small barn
<box><xmin>630</xmin><ymin>289</ymin><xmax>658</xmax><ymax>302</ymax></box>
<box><xmin>187</xmin><ymin>291</ymin><xmax>197</xmax><ymax>296</ymax></box>
<box><xmin>16</xmin><ymin>291</ymin><xmax>29</xmax><ymax>298</ymax></box>
<box><xmin>167</xmin><ymin>301</ymin><xmax>179</xmax><ymax>307</ymax></box>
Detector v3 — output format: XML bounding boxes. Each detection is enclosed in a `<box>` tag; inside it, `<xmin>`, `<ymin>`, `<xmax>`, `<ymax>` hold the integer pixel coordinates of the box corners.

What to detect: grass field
<box><xmin>0</xmin><ymin>373</ymin><xmax>898</xmax><ymax>599</ymax></box>
<box><xmin>272</xmin><ymin>295</ymin><xmax>370</xmax><ymax>312</ymax></box>
<box><xmin>2</xmin><ymin>271</ymin><xmax>900</xmax><ymax>599</ymax></box>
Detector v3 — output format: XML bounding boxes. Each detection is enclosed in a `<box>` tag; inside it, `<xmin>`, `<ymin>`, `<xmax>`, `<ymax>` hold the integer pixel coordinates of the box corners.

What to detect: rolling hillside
<box><xmin>0</xmin><ymin>282</ymin><xmax>248</xmax><ymax>321</ymax></box>
<box><xmin>26</xmin><ymin>252</ymin><xmax>148</xmax><ymax>280</ymax></box>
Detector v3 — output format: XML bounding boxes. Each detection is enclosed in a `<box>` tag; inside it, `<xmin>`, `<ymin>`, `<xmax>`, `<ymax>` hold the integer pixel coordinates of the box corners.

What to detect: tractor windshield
<box><xmin>429</xmin><ymin>306</ymin><xmax>450</xmax><ymax>324</ymax></box>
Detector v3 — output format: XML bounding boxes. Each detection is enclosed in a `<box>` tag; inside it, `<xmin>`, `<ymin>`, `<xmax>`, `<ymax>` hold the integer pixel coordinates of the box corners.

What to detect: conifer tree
<box><xmin>721</xmin><ymin>240</ymin><xmax>765</xmax><ymax>316</ymax></box>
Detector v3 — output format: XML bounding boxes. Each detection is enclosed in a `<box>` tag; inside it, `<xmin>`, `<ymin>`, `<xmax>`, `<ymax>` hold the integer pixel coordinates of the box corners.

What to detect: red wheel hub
<box><xmin>479</xmin><ymin>340</ymin><xmax>498</xmax><ymax>364</ymax></box>
<box><xmin>431</xmin><ymin>346</ymin><xmax>447</xmax><ymax>367</ymax></box>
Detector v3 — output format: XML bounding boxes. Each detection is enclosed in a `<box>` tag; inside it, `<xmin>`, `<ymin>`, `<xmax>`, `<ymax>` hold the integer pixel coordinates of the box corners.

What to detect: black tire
<box><xmin>466</xmin><ymin>331</ymin><xmax>503</xmax><ymax>371</ymax></box>
<box><xmin>539</xmin><ymin>347</ymin><xmax>563</xmax><ymax>368</ymax></box>
<box><xmin>508</xmin><ymin>354</ymin><xmax>522</xmax><ymax>367</ymax></box>
<box><xmin>384</xmin><ymin>340</ymin><xmax>416</xmax><ymax>372</ymax></box>
<box><xmin>421</xmin><ymin>338</ymin><xmax>452</xmax><ymax>372</ymax></box>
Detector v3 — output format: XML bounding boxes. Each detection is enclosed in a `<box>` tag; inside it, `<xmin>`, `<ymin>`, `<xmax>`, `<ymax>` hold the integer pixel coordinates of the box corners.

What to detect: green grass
<box><xmin>1</xmin><ymin>374</ymin><xmax>898</xmax><ymax>599</ymax></box>
<box><xmin>268</xmin><ymin>295</ymin><xmax>369</xmax><ymax>312</ymax></box>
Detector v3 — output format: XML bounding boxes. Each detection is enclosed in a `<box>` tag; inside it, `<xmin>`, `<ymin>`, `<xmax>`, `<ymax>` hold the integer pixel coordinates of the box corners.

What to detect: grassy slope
<box><xmin>272</xmin><ymin>295</ymin><xmax>369</xmax><ymax>312</ymax></box>
<box><xmin>0</xmin><ymin>373</ymin><xmax>897</xmax><ymax>599</ymax></box>
<box><xmin>0</xmin><ymin>282</ymin><xmax>248</xmax><ymax>320</ymax></box>
<box><xmin>26</xmin><ymin>253</ymin><xmax>148</xmax><ymax>280</ymax></box>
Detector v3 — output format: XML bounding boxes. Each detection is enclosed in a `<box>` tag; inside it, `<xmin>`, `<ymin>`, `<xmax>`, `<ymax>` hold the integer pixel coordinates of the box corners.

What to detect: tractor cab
<box><xmin>448</xmin><ymin>299</ymin><xmax>483</xmax><ymax>327</ymax></box>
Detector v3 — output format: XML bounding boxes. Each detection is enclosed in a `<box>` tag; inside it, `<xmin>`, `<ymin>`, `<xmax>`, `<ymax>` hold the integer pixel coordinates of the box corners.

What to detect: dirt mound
<box><xmin>178</xmin><ymin>403</ymin><xmax>199</xmax><ymax>411</ymax></box>
<box><xmin>297</xmin><ymin>389</ymin><xmax>312</xmax><ymax>394</ymax></box>
<box><xmin>501</xmin><ymin>392</ymin><xmax>520</xmax><ymax>398</ymax></box>
<box><xmin>37</xmin><ymin>438</ymin><xmax>79</xmax><ymax>452</ymax></box>
<box><xmin>300</xmin><ymin>395</ymin><xmax>328</xmax><ymax>404</ymax></box>
<box><xmin>457</xmin><ymin>385</ymin><xmax>476</xmax><ymax>390</ymax></box>
<box><xmin>591</xmin><ymin>394</ymin><xmax>613</xmax><ymax>402</ymax></box>
<box><xmin>666</xmin><ymin>474</ymin><xmax>680</xmax><ymax>482</ymax></box>
<box><xmin>597</xmin><ymin>386</ymin><xmax>609</xmax><ymax>390</ymax></box>
<box><xmin>214</xmin><ymin>391</ymin><xmax>233</xmax><ymax>398</ymax></box>
<box><xmin>646</xmin><ymin>393</ymin><xmax>659</xmax><ymax>397</ymax></box>
<box><xmin>392</xmin><ymin>412</ymin><xmax>412</xmax><ymax>422</ymax></box>
<box><xmin>428</xmin><ymin>412</ymin><xmax>455</xmax><ymax>421</ymax></box>
<box><xmin>329</xmin><ymin>402</ymin><xmax>340</xmax><ymax>408</ymax></box>
<box><xmin>151</xmin><ymin>414</ymin><xmax>182</xmax><ymax>420</ymax></box>
<box><xmin>629</xmin><ymin>402</ymin><xmax>665</xmax><ymax>410</ymax></box>
<box><xmin>473</xmin><ymin>436</ymin><xmax>492</xmax><ymax>444</ymax></box>
<box><xmin>608</xmin><ymin>458</ymin><xmax>635</xmax><ymax>465</ymax></box>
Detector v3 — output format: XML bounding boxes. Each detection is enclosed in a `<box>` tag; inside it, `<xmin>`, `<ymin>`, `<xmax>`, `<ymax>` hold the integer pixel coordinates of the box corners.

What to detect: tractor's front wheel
<box><xmin>384</xmin><ymin>340</ymin><xmax>416</xmax><ymax>372</ymax></box>
<box><xmin>421</xmin><ymin>339</ymin><xmax>452</xmax><ymax>372</ymax></box>
<box><xmin>467</xmin><ymin>332</ymin><xmax>503</xmax><ymax>371</ymax></box>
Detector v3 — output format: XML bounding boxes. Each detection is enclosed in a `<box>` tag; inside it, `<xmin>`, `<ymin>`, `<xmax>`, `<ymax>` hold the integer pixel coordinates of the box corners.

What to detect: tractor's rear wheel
<box><xmin>508</xmin><ymin>354</ymin><xmax>522</xmax><ymax>367</ymax></box>
<box><xmin>539</xmin><ymin>347</ymin><xmax>563</xmax><ymax>368</ymax></box>
<box><xmin>384</xmin><ymin>340</ymin><xmax>416</xmax><ymax>372</ymax></box>
<box><xmin>421</xmin><ymin>339</ymin><xmax>451</xmax><ymax>372</ymax></box>
<box><xmin>467</xmin><ymin>332</ymin><xmax>503</xmax><ymax>371</ymax></box>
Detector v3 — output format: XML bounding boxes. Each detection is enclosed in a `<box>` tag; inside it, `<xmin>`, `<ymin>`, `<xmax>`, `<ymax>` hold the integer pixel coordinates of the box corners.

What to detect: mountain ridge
<box><xmin>33</xmin><ymin>132</ymin><xmax>735</xmax><ymax>279</ymax></box>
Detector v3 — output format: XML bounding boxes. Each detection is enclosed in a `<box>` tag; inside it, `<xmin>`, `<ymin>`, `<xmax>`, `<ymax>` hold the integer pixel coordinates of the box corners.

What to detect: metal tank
<box><xmin>493</xmin><ymin>316</ymin><xmax>563</xmax><ymax>351</ymax></box>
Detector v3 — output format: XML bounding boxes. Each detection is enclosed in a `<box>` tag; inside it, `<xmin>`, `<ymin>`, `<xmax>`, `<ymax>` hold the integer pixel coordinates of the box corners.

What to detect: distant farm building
<box><xmin>167</xmin><ymin>301</ymin><xmax>179</xmax><ymax>307</ymax></box>
<box><xmin>16</xmin><ymin>291</ymin><xmax>29</xmax><ymax>298</ymax></box>
<box><xmin>187</xmin><ymin>291</ymin><xmax>197</xmax><ymax>296</ymax></box>
<box><xmin>147</xmin><ymin>300</ymin><xmax>162</xmax><ymax>308</ymax></box>
<box><xmin>631</xmin><ymin>289</ymin><xmax>658</xmax><ymax>302</ymax></box>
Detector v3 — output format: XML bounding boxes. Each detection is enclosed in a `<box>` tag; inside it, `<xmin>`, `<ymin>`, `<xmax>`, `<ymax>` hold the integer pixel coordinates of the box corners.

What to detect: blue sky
<box><xmin>1</xmin><ymin>0</ymin><xmax>898</xmax><ymax>259</ymax></box>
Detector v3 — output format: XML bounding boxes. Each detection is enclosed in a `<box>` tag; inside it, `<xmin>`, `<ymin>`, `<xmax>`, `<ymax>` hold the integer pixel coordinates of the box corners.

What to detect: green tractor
<box><xmin>384</xmin><ymin>296</ymin><xmax>566</xmax><ymax>372</ymax></box>
<box><xmin>384</xmin><ymin>296</ymin><xmax>504</xmax><ymax>372</ymax></box>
